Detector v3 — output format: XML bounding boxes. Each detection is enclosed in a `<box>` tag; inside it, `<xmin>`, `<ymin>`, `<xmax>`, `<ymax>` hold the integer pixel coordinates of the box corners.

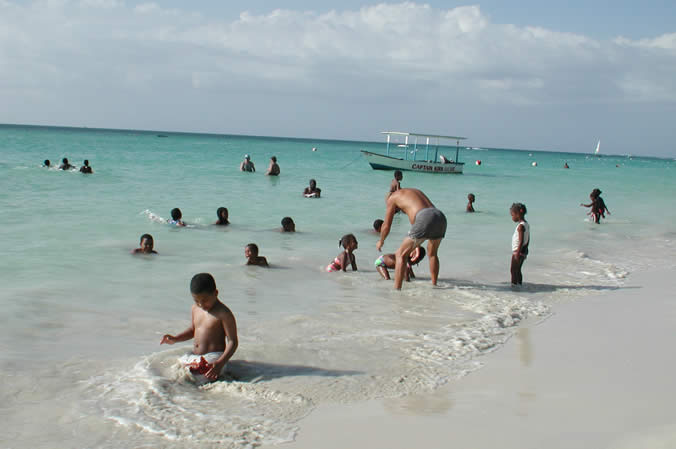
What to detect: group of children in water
<box><xmin>43</xmin><ymin>157</ymin><xmax>93</xmax><ymax>173</ymax></box>
<box><xmin>144</xmin><ymin>165</ymin><xmax>607</xmax><ymax>383</ymax></box>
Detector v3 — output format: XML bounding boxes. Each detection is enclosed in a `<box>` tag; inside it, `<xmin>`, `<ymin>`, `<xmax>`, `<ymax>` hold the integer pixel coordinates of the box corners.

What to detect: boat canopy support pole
<box><xmin>425</xmin><ymin>137</ymin><xmax>430</xmax><ymax>161</ymax></box>
<box><xmin>455</xmin><ymin>139</ymin><xmax>460</xmax><ymax>163</ymax></box>
<box><xmin>386</xmin><ymin>134</ymin><xmax>391</xmax><ymax>156</ymax></box>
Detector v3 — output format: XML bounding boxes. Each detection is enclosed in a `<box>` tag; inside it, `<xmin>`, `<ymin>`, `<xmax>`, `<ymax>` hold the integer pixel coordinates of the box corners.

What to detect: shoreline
<box><xmin>273</xmin><ymin>266</ymin><xmax>676</xmax><ymax>449</ymax></box>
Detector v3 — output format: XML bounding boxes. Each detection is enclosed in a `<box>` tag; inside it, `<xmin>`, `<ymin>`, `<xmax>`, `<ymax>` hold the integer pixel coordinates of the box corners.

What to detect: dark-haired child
<box><xmin>43</xmin><ymin>160</ymin><xmax>51</xmax><ymax>168</ymax></box>
<box><xmin>169</xmin><ymin>208</ymin><xmax>186</xmax><ymax>227</ymax></box>
<box><xmin>245</xmin><ymin>243</ymin><xmax>268</xmax><ymax>267</ymax></box>
<box><xmin>161</xmin><ymin>273</ymin><xmax>238</xmax><ymax>383</ymax></box>
<box><xmin>326</xmin><ymin>234</ymin><xmax>358</xmax><ymax>272</ymax></box>
<box><xmin>375</xmin><ymin>246</ymin><xmax>425</xmax><ymax>281</ymax></box>
<box><xmin>281</xmin><ymin>217</ymin><xmax>295</xmax><ymax>232</ymax></box>
<box><xmin>510</xmin><ymin>202</ymin><xmax>530</xmax><ymax>285</ymax></box>
<box><xmin>79</xmin><ymin>159</ymin><xmax>93</xmax><ymax>174</ymax></box>
<box><xmin>132</xmin><ymin>234</ymin><xmax>157</xmax><ymax>254</ymax></box>
<box><xmin>467</xmin><ymin>193</ymin><xmax>476</xmax><ymax>212</ymax></box>
<box><xmin>303</xmin><ymin>179</ymin><xmax>321</xmax><ymax>198</ymax></box>
<box><xmin>59</xmin><ymin>158</ymin><xmax>73</xmax><ymax>170</ymax></box>
<box><xmin>373</xmin><ymin>219</ymin><xmax>384</xmax><ymax>233</ymax></box>
<box><xmin>215</xmin><ymin>207</ymin><xmax>229</xmax><ymax>225</ymax></box>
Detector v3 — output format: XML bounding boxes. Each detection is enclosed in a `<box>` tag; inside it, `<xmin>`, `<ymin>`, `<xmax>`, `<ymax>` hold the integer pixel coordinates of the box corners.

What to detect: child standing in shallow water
<box><xmin>510</xmin><ymin>203</ymin><xmax>530</xmax><ymax>285</ymax></box>
<box><xmin>326</xmin><ymin>234</ymin><xmax>358</xmax><ymax>272</ymax></box>
<box><xmin>466</xmin><ymin>193</ymin><xmax>476</xmax><ymax>212</ymax></box>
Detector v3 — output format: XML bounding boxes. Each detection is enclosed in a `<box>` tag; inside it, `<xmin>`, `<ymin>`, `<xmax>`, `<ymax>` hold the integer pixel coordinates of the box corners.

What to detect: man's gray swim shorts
<box><xmin>408</xmin><ymin>208</ymin><xmax>447</xmax><ymax>243</ymax></box>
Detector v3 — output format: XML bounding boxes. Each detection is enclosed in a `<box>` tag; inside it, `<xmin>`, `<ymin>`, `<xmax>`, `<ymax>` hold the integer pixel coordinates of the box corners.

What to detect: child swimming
<box><xmin>281</xmin><ymin>217</ymin><xmax>295</xmax><ymax>232</ymax></box>
<box><xmin>510</xmin><ymin>202</ymin><xmax>530</xmax><ymax>285</ymax></box>
<box><xmin>245</xmin><ymin>243</ymin><xmax>269</xmax><ymax>267</ymax></box>
<box><xmin>326</xmin><ymin>234</ymin><xmax>358</xmax><ymax>272</ymax></box>
<box><xmin>374</xmin><ymin>247</ymin><xmax>425</xmax><ymax>281</ymax></box>
<box><xmin>303</xmin><ymin>179</ymin><xmax>321</xmax><ymax>198</ymax></box>
<box><xmin>373</xmin><ymin>219</ymin><xmax>384</xmax><ymax>233</ymax></box>
<box><xmin>161</xmin><ymin>273</ymin><xmax>238</xmax><ymax>383</ymax></box>
<box><xmin>215</xmin><ymin>207</ymin><xmax>229</xmax><ymax>225</ymax></box>
<box><xmin>168</xmin><ymin>208</ymin><xmax>186</xmax><ymax>227</ymax></box>
<box><xmin>131</xmin><ymin>234</ymin><xmax>157</xmax><ymax>254</ymax></box>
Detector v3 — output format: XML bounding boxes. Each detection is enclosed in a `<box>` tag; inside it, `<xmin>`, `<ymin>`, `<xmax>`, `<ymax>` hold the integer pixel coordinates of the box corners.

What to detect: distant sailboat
<box><xmin>594</xmin><ymin>140</ymin><xmax>601</xmax><ymax>157</ymax></box>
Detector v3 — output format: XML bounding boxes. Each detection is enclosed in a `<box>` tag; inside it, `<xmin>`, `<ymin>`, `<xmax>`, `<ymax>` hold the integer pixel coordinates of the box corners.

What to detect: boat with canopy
<box><xmin>361</xmin><ymin>131</ymin><xmax>467</xmax><ymax>174</ymax></box>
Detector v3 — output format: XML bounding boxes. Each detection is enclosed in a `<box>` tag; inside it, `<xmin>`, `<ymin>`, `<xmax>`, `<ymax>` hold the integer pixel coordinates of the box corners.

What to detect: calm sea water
<box><xmin>1</xmin><ymin>124</ymin><xmax>675</xmax><ymax>448</ymax></box>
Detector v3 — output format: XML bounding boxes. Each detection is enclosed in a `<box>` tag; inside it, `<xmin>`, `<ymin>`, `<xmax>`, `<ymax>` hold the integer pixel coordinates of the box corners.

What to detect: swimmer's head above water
<box><xmin>281</xmin><ymin>217</ymin><xmax>295</xmax><ymax>232</ymax></box>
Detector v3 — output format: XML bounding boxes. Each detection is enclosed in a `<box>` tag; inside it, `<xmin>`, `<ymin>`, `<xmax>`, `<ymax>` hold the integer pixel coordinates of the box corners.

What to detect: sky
<box><xmin>1</xmin><ymin>1</ymin><xmax>675</xmax><ymax>156</ymax></box>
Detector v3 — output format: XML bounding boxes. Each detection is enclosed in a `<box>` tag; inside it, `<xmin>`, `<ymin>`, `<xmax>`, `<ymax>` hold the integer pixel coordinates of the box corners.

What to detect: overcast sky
<box><xmin>1</xmin><ymin>1</ymin><xmax>675</xmax><ymax>157</ymax></box>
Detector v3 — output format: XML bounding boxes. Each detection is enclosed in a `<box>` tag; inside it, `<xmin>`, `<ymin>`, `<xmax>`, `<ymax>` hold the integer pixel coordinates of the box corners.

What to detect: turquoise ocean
<box><xmin>1</xmin><ymin>124</ymin><xmax>675</xmax><ymax>448</ymax></box>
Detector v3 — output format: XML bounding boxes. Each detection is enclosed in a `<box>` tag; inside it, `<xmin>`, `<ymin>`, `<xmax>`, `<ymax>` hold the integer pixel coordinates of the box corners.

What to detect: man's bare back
<box><xmin>385</xmin><ymin>188</ymin><xmax>435</xmax><ymax>224</ymax></box>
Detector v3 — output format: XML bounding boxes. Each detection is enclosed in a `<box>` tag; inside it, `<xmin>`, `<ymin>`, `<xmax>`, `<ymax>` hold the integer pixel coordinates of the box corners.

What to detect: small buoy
<box><xmin>531</xmin><ymin>161</ymin><xmax>537</xmax><ymax>167</ymax></box>
<box><xmin>475</xmin><ymin>160</ymin><xmax>481</xmax><ymax>165</ymax></box>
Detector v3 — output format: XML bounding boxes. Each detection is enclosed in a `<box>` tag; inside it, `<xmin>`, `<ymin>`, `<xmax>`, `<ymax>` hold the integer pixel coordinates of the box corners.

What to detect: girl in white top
<box><xmin>510</xmin><ymin>203</ymin><xmax>530</xmax><ymax>285</ymax></box>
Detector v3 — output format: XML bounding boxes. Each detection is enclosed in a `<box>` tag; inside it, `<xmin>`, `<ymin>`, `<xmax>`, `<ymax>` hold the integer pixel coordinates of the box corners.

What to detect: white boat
<box><xmin>594</xmin><ymin>140</ymin><xmax>601</xmax><ymax>156</ymax></box>
<box><xmin>361</xmin><ymin>131</ymin><xmax>467</xmax><ymax>174</ymax></box>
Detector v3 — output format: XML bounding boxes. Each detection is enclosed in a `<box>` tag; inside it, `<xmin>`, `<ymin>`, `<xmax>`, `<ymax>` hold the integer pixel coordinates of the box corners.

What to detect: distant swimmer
<box><xmin>132</xmin><ymin>234</ymin><xmax>157</xmax><ymax>255</ymax></box>
<box><xmin>245</xmin><ymin>243</ymin><xmax>268</xmax><ymax>267</ymax></box>
<box><xmin>214</xmin><ymin>207</ymin><xmax>229</xmax><ymax>225</ymax></box>
<box><xmin>43</xmin><ymin>159</ymin><xmax>50</xmax><ymax>168</ymax></box>
<box><xmin>266</xmin><ymin>156</ymin><xmax>280</xmax><ymax>176</ymax></box>
<box><xmin>375</xmin><ymin>246</ymin><xmax>425</xmax><ymax>281</ymax></box>
<box><xmin>377</xmin><ymin>188</ymin><xmax>447</xmax><ymax>289</ymax></box>
<box><xmin>59</xmin><ymin>158</ymin><xmax>73</xmax><ymax>170</ymax></box>
<box><xmin>303</xmin><ymin>179</ymin><xmax>321</xmax><ymax>198</ymax></box>
<box><xmin>169</xmin><ymin>208</ymin><xmax>186</xmax><ymax>227</ymax></box>
<box><xmin>79</xmin><ymin>159</ymin><xmax>93</xmax><ymax>174</ymax></box>
<box><xmin>466</xmin><ymin>193</ymin><xmax>476</xmax><ymax>212</ymax></box>
<box><xmin>240</xmin><ymin>154</ymin><xmax>255</xmax><ymax>172</ymax></box>
<box><xmin>326</xmin><ymin>234</ymin><xmax>358</xmax><ymax>272</ymax></box>
<box><xmin>161</xmin><ymin>273</ymin><xmax>239</xmax><ymax>383</ymax></box>
<box><xmin>564</xmin><ymin>162</ymin><xmax>570</xmax><ymax>169</ymax></box>
<box><xmin>373</xmin><ymin>219</ymin><xmax>384</xmax><ymax>233</ymax></box>
<box><xmin>389</xmin><ymin>170</ymin><xmax>402</xmax><ymax>197</ymax></box>
<box><xmin>281</xmin><ymin>217</ymin><xmax>295</xmax><ymax>232</ymax></box>
<box><xmin>510</xmin><ymin>203</ymin><xmax>530</xmax><ymax>286</ymax></box>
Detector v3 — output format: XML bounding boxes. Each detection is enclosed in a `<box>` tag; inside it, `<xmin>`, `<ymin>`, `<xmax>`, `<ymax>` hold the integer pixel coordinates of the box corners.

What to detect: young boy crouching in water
<box><xmin>161</xmin><ymin>273</ymin><xmax>238</xmax><ymax>382</ymax></box>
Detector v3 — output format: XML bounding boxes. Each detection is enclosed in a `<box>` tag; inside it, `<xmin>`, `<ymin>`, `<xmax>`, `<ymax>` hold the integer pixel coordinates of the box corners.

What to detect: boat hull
<box><xmin>361</xmin><ymin>151</ymin><xmax>464</xmax><ymax>174</ymax></box>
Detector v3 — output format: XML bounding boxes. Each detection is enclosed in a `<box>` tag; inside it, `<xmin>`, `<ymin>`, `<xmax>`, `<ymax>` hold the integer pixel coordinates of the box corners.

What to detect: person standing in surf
<box><xmin>376</xmin><ymin>188</ymin><xmax>447</xmax><ymax>289</ymax></box>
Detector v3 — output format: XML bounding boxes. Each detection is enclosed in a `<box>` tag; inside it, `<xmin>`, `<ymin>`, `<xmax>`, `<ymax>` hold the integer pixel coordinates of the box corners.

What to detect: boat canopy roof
<box><xmin>381</xmin><ymin>131</ymin><xmax>467</xmax><ymax>140</ymax></box>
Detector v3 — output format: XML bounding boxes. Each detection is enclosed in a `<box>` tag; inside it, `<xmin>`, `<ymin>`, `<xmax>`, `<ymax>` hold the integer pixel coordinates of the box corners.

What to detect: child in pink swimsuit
<box><xmin>326</xmin><ymin>234</ymin><xmax>358</xmax><ymax>272</ymax></box>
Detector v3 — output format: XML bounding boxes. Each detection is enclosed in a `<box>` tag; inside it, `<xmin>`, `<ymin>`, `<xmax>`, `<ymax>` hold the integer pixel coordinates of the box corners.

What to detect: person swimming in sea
<box><xmin>281</xmin><ymin>217</ymin><xmax>295</xmax><ymax>232</ymax></box>
<box><xmin>214</xmin><ymin>207</ymin><xmax>229</xmax><ymax>225</ymax></box>
<box><xmin>59</xmin><ymin>158</ymin><xmax>73</xmax><ymax>170</ymax></box>
<box><xmin>466</xmin><ymin>193</ymin><xmax>476</xmax><ymax>212</ymax></box>
<box><xmin>169</xmin><ymin>208</ymin><xmax>186</xmax><ymax>227</ymax></box>
<box><xmin>132</xmin><ymin>234</ymin><xmax>157</xmax><ymax>255</ymax></box>
<box><xmin>326</xmin><ymin>234</ymin><xmax>358</xmax><ymax>272</ymax></box>
<box><xmin>79</xmin><ymin>159</ymin><xmax>93</xmax><ymax>174</ymax></box>
<box><xmin>373</xmin><ymin>219</ymin><xmax>384</xmax><ymax>233</ymax></box>
<box><xmin>245</xmin><ymin>243</ymin><xmax>268</xmax><ymax>267</ymax></box>
<box><xmin>303</xmin><ymin>179</ymin><xmax>321</xmax><ymax>198</ymax></box>
<box><xmin>375</xmin><ymin>246</ymin><xmax>425</xmax><ymax>281</ymax></box>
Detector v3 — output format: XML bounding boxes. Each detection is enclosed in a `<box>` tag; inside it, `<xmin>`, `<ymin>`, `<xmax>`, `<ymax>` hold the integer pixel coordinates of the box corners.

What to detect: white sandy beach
<box><xmin>275</xmin><ymin>267</ymin><xmax>676</xmax><ymax>449</ymax></box>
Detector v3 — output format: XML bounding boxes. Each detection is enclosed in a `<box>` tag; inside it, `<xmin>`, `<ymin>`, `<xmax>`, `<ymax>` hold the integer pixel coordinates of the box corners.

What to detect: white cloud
<box><xmin>0</xmin><ymin>1</ymin><xmax>674</xmax><ymax>153</ymax></box>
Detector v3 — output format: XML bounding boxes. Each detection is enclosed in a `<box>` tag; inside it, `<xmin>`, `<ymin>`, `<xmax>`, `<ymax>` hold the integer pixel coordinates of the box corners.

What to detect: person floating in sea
<box><xmin>510</xmin><ymin>202</ymin><xmax>530</xmax><ymax>286</ymax></box>
<box><xmin>372</xmin><ymin>219</ymin><xmax>384</xmax><ymax>233</ymax></box>
<box><xmin>564</xmin><ymin>162</ymin><xmax>570</xmax><ymax>169</ymax></box>
<box><xmin>466</xmin><ymin>193</ymin><xmax>476</xmax><ymax>212</ymax></box>
<box><xmin>161</xmin><ymin>273</ymin><xmax>239</xmax><ymax>383</ymax></box>
<box><xmin>266</xmin><ymin>156</ymin><xmax>280</xmax><ymax>176</ymax></box>
<box><xmin>215</xmin><ymin>207</ymin><xmax>229</xmax><ymax>225</ymax></box>
<box><xmin>281</xmin><ymin>217</ymin><xmax>295</xmax><ymax>232</ymax></box>
<box><xmin>245</xmin><ymin>243</ymin><xmax>268</xmax><ymax>267</ymax></box>
<box><xmin>169</xmin><ymin>208</ymin><xmax>186</xmax><ymax>227</ymax></box>
<box><xmin>240</xmin><ymin>154</ymin><xmax>255</xmax><ymax>172</ymax></box>
<box><xmin>132</xmin><ymin>234</ymin><xmax>157</xmax><ymax>255</ymax></box>
<box><xmin>59</xmin><ymin>158</ymin><xmax>73</xmax><ymax>170</ymax></box>
<box><xmin>377</xmin><ymin>188</ymin><xmax>446</xmax><ymax>289</ymax></box>
<box><xmin>326</xmin><ymin>233</ymin><xmax>358</xmax><ymax>272</ymax></box>
<box><xmin>43</xmin><ymin>159</ymin><xmax>51</xmax><ymax>168</ymax></box>
<box><xmin>303</xmin><ymin>179</ymin><xmax>321</xmax><ymax>198</ymax></box>
<box><xmin>375</xmin><ymin>246</ymin><xmax>425</xmax><ymax>281</ymax></box>
<box><xmin>79</xmin><ymin>159</ymin><xmax>93</xmax><ymax>174</ymax></box>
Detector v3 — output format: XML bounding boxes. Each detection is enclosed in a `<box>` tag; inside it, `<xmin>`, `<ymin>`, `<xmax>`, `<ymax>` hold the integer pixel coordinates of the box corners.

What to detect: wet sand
<box><xmin>274</xmin><ymin>267</ymin><xmax>676</xmax><ymax>449</ymax></box>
